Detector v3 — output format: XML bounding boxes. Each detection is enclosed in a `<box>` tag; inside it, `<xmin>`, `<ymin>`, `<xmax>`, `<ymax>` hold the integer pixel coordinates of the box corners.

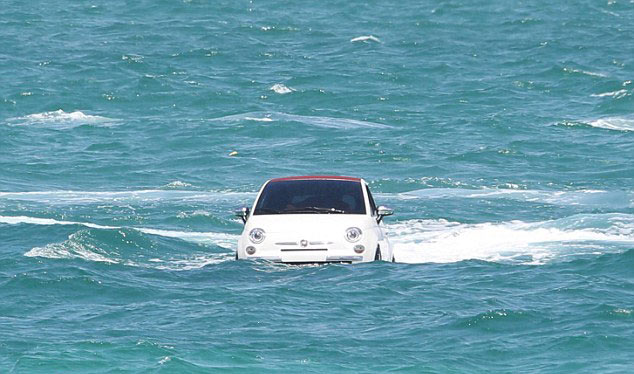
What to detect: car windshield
<box><xmin>253</xmin><ymin>179</ymin><xmax>366</xmax><ymax>215</ymax></box>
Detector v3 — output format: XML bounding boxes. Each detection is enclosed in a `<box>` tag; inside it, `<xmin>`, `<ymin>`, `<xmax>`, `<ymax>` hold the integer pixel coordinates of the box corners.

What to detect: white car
<box><xmin>235</xmin><ymin>176</ymin><xmax>394</xmax><ymax>263</ymax></box>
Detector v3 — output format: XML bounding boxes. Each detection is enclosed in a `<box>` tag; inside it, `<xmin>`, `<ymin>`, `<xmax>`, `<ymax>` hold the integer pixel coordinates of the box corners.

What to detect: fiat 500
<box><xmin>235</xmin><ymin>176</ymin><xmax>394</xmax><ymax>263</ymax></box>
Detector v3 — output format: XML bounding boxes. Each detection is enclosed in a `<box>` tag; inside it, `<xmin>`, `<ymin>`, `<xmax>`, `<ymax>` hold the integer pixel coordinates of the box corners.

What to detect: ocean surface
<box><xmin>1</xmin><ymin>0</ymin><xmax>633</xmax><ymax>372</ymax></box>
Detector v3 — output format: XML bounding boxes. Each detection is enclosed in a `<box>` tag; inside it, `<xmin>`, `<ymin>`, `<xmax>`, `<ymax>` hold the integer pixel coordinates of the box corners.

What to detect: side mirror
<box><xmin>377</xmin><ymin>206</ymin><xmax>393</xmax><ymax>223</ymax></box>
<box><xmin>235</xmin><ymin>207</ymin><xmax>250</xmax><ymax>224</ymax></box>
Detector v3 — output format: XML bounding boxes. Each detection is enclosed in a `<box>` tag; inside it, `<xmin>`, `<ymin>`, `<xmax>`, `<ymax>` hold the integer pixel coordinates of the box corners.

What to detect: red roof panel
<box><xmin>269</xmin><ymin>175</ymin><xmax>361</xmax><ymax>182</ymax></box>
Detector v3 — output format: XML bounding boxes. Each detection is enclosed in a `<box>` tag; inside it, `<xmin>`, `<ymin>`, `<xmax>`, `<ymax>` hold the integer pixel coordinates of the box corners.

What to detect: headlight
<box><xmin>345</xmin><ymin>227</ymin><xmax>362</xmax><ymax>242</ymax></box>
<box><xmin>249</xmin><ymin>228</ymin><xmax>265</xmax><ymax>244</ymax></box>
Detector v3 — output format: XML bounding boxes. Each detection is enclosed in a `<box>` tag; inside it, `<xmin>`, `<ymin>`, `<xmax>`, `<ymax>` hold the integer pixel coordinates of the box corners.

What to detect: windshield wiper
<box><xmin>285</xmin><ymin>206</ymin><xmax>347</xmax><ymax>214</ymax></box>
<box><xmin>255</xmin><ymin>208</ymin><xmax>285</xmax><ymax>214</ymax></box>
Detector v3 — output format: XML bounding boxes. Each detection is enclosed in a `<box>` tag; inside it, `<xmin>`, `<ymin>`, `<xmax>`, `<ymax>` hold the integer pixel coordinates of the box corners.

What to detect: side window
<box><xmin>366</xmin><ymin>185</ymin><xmax>377</xmax><ymax>216</ymax></box>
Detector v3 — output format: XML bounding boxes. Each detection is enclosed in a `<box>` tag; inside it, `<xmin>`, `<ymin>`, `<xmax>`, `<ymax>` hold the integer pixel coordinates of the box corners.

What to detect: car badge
<box><xmin>300</xmin><ymin>239</ymin><xmax>308</xmax><ymax>247</ymax></box>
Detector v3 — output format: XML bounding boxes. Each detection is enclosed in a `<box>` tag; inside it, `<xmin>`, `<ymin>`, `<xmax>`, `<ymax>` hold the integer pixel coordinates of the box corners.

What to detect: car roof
<box><xmin>268</xmin><ymin>175</ymin><xmax>362</xmax><ymax>183</ymax></box>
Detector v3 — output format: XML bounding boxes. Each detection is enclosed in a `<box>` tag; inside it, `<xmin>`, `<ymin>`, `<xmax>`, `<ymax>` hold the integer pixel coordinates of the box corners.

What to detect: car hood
<box><xmin>245</xmin><ymin>214</ymin><xmax>374</xmax><ymax>234</ymax></box>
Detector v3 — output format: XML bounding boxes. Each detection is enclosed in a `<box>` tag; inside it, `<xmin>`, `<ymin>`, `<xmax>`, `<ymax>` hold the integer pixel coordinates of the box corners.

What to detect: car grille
<box><xmin>280</xmin><ymin>248</ymin><xmax>328</xmax><ymax>252</ymax></box>
<box><xmin>275</xmin><ymin>241</ymin><xmax>331</xmax><ymax>246</ymax></box>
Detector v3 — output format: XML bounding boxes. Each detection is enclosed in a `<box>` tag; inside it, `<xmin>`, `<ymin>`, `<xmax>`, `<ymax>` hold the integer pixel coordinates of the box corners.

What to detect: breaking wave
<box><xmin>23</xmin><ymin>229</ymin><xmax>236</xmax><ymax>270</ymax></box>
<box><xmin>560</xmin><ymin>117</ymin><xmax>634</xmax><ymax>132</ymax></box>
<box><xmin>350</xmin><ymin>35</ymin><xmax>381</xmax><ymax>43</ymax></box>
<box><xmin>7</xmin><ymin>110</ymin><xmax>115</xmax><ymax>127</ymax></box>
<box><xmin>161</xmin><ymin>181</ymin><xmax>194</xmax><ymax>189</ymax></box>
<box><xmin>25</xmin><ymin>232</ymin><xmax>119</xmax><ymax>264</ymax></box>
<box><xmin>270</xmin><ymin>83</ymin><xmax>295</xmax><ymax>94</ymax></box>
<box><xmin>586</xmin><ymin>117</ymin><xmax>634</xmax><ymax>132</ymax></box>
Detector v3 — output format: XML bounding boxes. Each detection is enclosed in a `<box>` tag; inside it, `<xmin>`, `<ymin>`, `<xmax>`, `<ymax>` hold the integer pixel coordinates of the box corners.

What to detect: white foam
<box><xmin>8</xmin><ymin>110</ymin><xmax>113</xmax><ymax>126</ymax></box>
<box><xmin>387</xmin><ymin>214</ymin><xmax>634</xmax><ymax>264</ymax></box>
<box><xmin>244</xmin><ymin>116</ymin><xmax>273</xmax><ymax>122</ymax></box>
<box><xmin>159</xmin><ymin>357</ymin><xmax>171</xmax><ymax>365</ymax></box>
<box><xmin>350</xmin><ymin>35</ymin><xmax>381</xmax><ymax>43</ymax></box>
<box><xmin>150</xmin><ymin>253</ymin><xmax>235</xmax><ymax>270</ymax></box>
<box><xmin>1</xmin><ymin>214</ymin><xmax>238</xmax><ymax>250</ymax></box>
<box><xmin>135</xmin><ymin>228</ymin><xmax>237</xmax><ymax>249</ymax></box>
<box><xmin>270</xmin><ymin>83</ymin><xmax>295</xmax><ymax>94</ymax></box>
<box><xmin>0</xmin><ymin>190</ymin><xmax>255</xmax><ymax>204</ymax></box>
<box><xmin>591</xmin><ymin>89</ymin><xmax>628</xmax><ymax>98</ymax></box>
<box><xmin>177</xmin><ymin>210</ymin><xmax>212</xmax><ymax>219</ymax></box>
<box><xmin>386</xmin><ymin>188</ymin><xmax>634</xmax><ymax>208</ymax></box>
<box><xmin>562</xmin><ymin>67</ymin><xmax>607</xmax><ymax>78</ymax></box>
<box><xmin>280</xmin><ymin>113</ymin><xmax>390</xmax><ymax>129</ymax></box>
<box><xmin>162</xmin><ymin>180</ymin><xmax>193</xmax><ymax>189</ymax></box>
<box><xmin>24</xmin><ymin>231</ymin><xmax>235</xmax><ymax>269</ymax></box>
<box><xmin>586</xmin><ymin>117</ymin><xmax>634</xmax><ymax>132</ymax></box>
<box><xmin>613</xmin><ymin>308</ymin><xmax>632</xmax><ymax>315</ymax></box>
<box><xmin>0</xmin><ymin>215</ymin><xmax>117</xmax><ymax>230</ymax></box>
<box><xmin>210</xmin><ymin>111</ymin><xmax>391</xmax><ymax>129</ymax></box>
<box><xmin>25</xmin><ymin>232</ymin><xmax>118</xmax><ymax>263</ymax></box>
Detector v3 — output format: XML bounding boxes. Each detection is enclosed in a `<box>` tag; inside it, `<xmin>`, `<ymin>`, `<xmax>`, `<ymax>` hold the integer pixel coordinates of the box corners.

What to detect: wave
<box><xmin>243</xmin><ymin>116</ymin><xmax>273</xmax><ymax>122</ymax></box>
<box><xmin>562</xmin><ymin>67</ymin><xmax>607</xmax><ymax>78</ymax></box>
<box><xmin>586</xmin><ymin>117</ymin><xmax>634</xmax><ymax>132</ymax></box>
<box><xmin>6</xmin><ymin>110</ymin><xmax>115</xmax><ymax>127</ymax></box>
<box><xmin>134</xmin><ymin>228</ymin><xmax>237</xmax><ymax>248</ymax></box>
<box><xmin>23</xmin><ymin>229</ymin><xmax>237</xmax><ymax>270</ymax></box>
<box><xmin>147</xmin><ymin>253</ymin><xmax>236</xmax><ymax>270</ymax></box>
<box><xmin>209</xmin><ymin>111</ymin><xmax>392</xmax><ymax>129</ymax></box>
<box><xmin>4</xmin><ymin>214</ymin><xmax>240</xmax><ymax>270</ymax></box>
<box><xmin>591</xmin><ymin>89</ymin><xmax>629</xmax><ymax>99</ymax></box>
<box><xmin>270</xmin><ymin>83</ymin><xmax>295</xmax><ymax>94</ymax></box>
<box><xmin>0</xmin><ymin>190</ymin><xmax>255</xmax><ymax>204</ymax></box>
<box><xmin>383</xmin><ymin>188</ymin><xmax>634</xmax><ymax>208</ymax></box>
<box><xmin>161</xmin><ymin>180</ymin><xmax>194</xmax><ymax>189</ymax></box>
<box><xmin>0</xmin><ymin>215</ymin><xmax>118</xmax><ymax>230</ymax></box>
<box><xmin>350</xmin><ymin>35</ymin><xmax>381</xmax><ymax>43</ymax></box>
<box><xmin>387</xmin><ymin>213</ymin><xmax>634</xmax><ymax>265</ymax></box>
<box><xmin>25</xmin><ymin>232</ymin><xmax>119</xmax><ymax>264</ymax></box>
<box><xmin>559</xmin><ymin>117</ymin><xmax>634</xmax><ymax>132</ymax></box>
<box><xmin>1</xmin><ymin>215</ymin><xmax>238</xmax><ymax>249</ymax></box>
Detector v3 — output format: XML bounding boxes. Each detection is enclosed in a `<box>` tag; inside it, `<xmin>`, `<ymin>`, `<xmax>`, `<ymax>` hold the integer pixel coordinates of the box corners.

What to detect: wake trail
<box><xmin>0</xmin><ymin>215</ymin><xmax>238</xmax><ymax>248</ymax></box>
<box><xmin>386</xmin><ymin>214</ymin><xmax>634</xmax><ymax>264</ymax></box>
<box><xmin>4</xmin><ymin>213</ymin><xmax>634</xmax><ymax>266</ymax></box>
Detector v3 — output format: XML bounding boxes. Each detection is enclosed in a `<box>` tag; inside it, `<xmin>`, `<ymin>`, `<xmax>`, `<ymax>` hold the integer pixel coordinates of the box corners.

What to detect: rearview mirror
<box><xmin>235</xmin><ymin>207</ymin><xmax>250</xmax><ymax>224</ymax></box>
<box><xmin>377</xmin><ymin>206</ymin><xmax>393</xmax><ymax>223</ymax></box>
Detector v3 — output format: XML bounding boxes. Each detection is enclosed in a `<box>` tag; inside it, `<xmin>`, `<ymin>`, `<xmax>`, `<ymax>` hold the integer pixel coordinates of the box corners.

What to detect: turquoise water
<box><xmin>1</xmin><ymin>0</ymin><xmax>633</xmax><ymax>372</ymax></box>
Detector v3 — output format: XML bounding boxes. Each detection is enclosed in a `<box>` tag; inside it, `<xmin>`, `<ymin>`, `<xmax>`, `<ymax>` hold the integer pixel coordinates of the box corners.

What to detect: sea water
<box><xmin>1</xmin><ymin>0</ymin><xmax>633</xmax><ymax>372</ymax></box>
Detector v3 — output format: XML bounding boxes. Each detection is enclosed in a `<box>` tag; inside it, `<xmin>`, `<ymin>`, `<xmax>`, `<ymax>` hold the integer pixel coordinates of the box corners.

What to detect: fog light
<box><xmin>354</xmin><ymin>244</ymin><xmax>365</xmax><ymax>254</ymax></box>
<box><xmin>246</xmin><ymin>246</ymin><xmax>256</xmax><ymax>255</ymax></box>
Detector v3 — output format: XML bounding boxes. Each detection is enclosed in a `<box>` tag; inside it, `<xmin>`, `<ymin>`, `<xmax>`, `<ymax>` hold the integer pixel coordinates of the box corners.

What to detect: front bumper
<box><xmin>243</xmin><ymin>254</ymin><xmax>365</xmax><ymax>264</ymax></box>
<box><xmin>237</xmin><ymin>238</ymin><xmax>374</xmax><ymax>263</ymax></box>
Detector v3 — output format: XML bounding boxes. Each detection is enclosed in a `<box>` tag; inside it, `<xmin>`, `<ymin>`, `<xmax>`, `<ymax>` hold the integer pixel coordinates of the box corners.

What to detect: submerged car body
<box><xmin>235</xmin><ymin>176</ymin><xmax>393</xmax><ymax>263</ymax></box>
